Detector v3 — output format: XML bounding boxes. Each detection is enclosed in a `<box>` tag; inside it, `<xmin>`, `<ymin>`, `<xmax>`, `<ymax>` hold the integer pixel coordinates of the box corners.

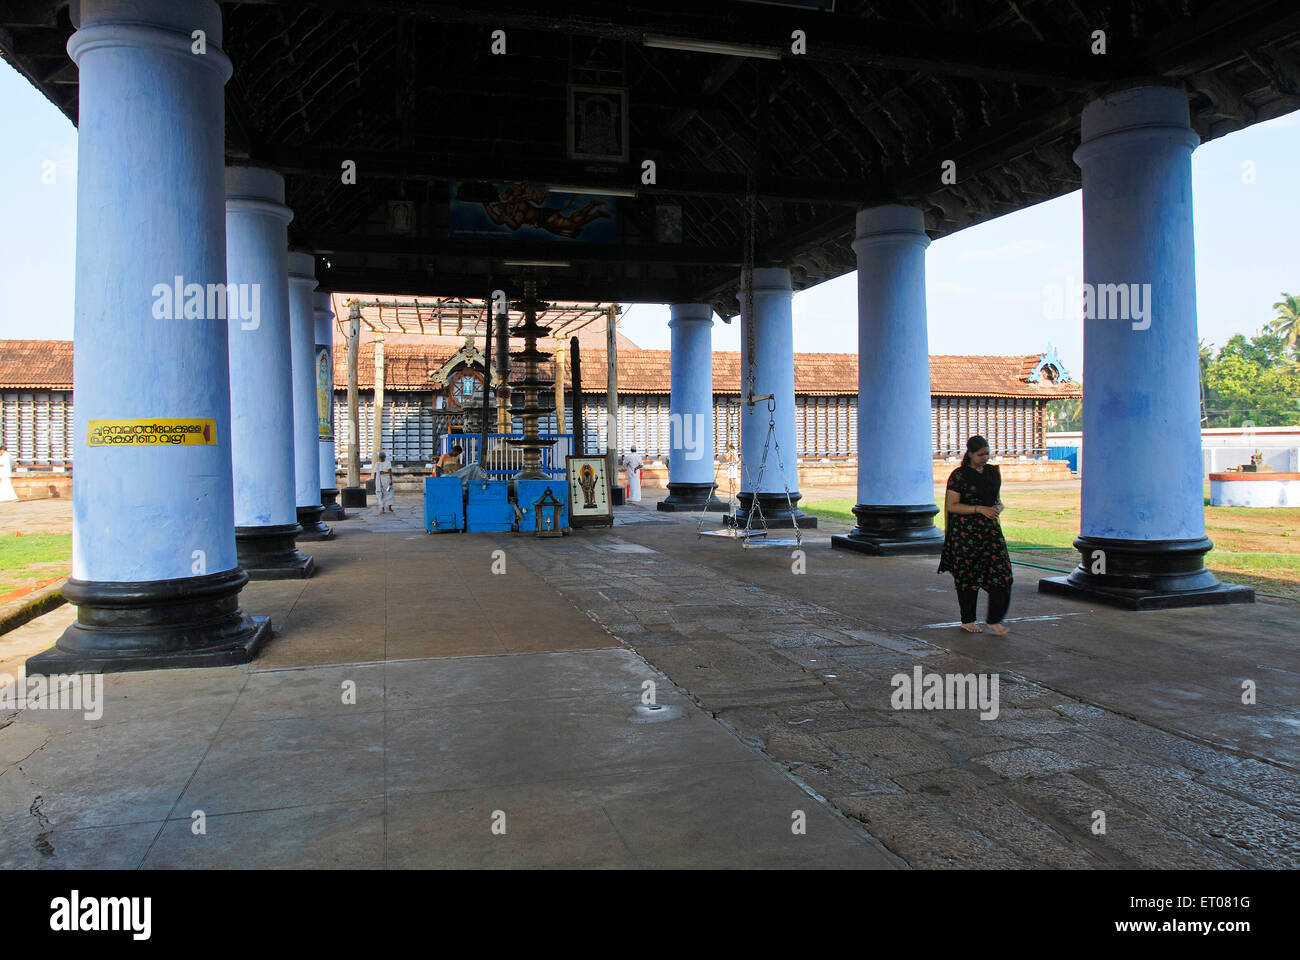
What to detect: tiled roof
<box><xmin>551</xmin><ymin>349</ymin><xmax>1080</xmax><ymax>399</ymax></box>
<box><xmin>0</xmin><ymin>340</ymin><xmax>1081</xmax><ymax>400</ymax></box>
<box><xmin>0</xmin><ymin>340</ymin><xmax>74</xmax><ymax>388</ymax></box>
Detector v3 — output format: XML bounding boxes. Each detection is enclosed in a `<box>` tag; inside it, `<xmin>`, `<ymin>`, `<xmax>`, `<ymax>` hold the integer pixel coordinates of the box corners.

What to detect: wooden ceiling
<box><xmin>4</xmin><ymin>0</ymin><xmax>1300</xmax><ymax>317</ymax></box>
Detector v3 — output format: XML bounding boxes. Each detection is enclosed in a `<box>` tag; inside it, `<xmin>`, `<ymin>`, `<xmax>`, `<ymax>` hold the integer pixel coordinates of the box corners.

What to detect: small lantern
<box><xmin>534</xmin><ymin>488</ymin><xmax>564</xmax><ymax>538</ymax></box>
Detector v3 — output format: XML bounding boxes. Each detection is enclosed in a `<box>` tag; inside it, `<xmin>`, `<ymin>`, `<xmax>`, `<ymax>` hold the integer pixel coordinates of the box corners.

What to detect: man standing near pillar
<box><xmin>622</xmin><ymin>446</ymin><xmax>643</xmax><ymax>503</ymax></box>
<box><xmin>28</xmin><ymin>0</ymin><xmax>270</xmax><ymax>673</ymax></box>
<box><xmin>832</xmin><ymin>204</ymin><xmax>942</xmax><ymax>556</ymax></box>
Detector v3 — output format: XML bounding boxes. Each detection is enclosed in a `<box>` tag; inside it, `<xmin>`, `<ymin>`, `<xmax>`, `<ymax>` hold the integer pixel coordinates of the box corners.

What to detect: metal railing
<box><xmin>439</xmin><ymin>433</ymin><xmax>573</xmax><ymax>478</ymax></box>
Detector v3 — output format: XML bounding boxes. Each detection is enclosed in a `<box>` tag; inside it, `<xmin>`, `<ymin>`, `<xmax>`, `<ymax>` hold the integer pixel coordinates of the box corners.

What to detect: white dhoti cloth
<box><xmin>623</xmin><ymin>453</ymin><xmax>643</xmax><ymax>503</ymax></box>
<box><xmin>0</xmin><ymin>454</ymin><xmax>16</xmax><ymax>502</ymax></box>
<box><xmin>375</xmin><ymin>465</ymin><xmax>394</xmax><ymax>509</ymax></box>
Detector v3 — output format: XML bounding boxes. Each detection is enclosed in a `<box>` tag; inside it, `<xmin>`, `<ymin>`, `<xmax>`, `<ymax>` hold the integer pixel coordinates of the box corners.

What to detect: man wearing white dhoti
<box><xmin>622</xmin><ymin>446</ymin><xmax>644</xmax><ymax>503</ymax></box>
<box><xmin>0</xmin><ymin>446</ymin><xmax>17</xmax><ymax>502</ymax></box>
<box><xmin>373</xmin><ymin>451</ymin><xmax>395</xmax><ymax>513</ymax></box>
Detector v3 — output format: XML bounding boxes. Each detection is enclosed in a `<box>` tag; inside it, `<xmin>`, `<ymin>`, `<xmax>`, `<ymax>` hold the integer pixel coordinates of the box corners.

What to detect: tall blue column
<box><xmin>659</xmin><ymin>303</ymin><xmax>726</xmax><ymax>513</ymax></box>
<box><xmin>29</xmin><ymin>0</ymin><xmax>270</xmax><ymax>674</ymax></box>
<box><xmin>735</xmin><ymin>268</ymin><xmax>814</xmax><ymax>529</ymax></box>
<box><xmin>288</xmin><ymin>252</ymin><xmax>332</xmax><ymax>539</ymax></box>
<box><xmin>315</xmin><ymin>291</ymin><xmax>345</xmax><ymax>521</ymax></box>
<box><xmin>1041</xmin><ymin>84</ymin><xmax>1252</xmax><ymax>608</ymax></box>
<box><xmin>225</xmin><ymin>166</ymin><xmax>313</xmax><ymax>578</ymax></box>
<box><xmin>833</xmin><ymin>204</ymin><xmax>943</xmax><ymax>556</ymax></box>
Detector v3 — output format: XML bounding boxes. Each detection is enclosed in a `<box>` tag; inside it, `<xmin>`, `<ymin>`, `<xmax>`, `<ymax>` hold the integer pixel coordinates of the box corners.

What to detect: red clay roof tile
<box><xmin>0</xmin><ymin>339</ymin><xmax>1081</xmax><ymax>400</ymax></box>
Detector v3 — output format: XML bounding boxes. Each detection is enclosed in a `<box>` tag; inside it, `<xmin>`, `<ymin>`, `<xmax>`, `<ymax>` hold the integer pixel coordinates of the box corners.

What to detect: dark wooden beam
<box><xmin>227</xmin><ymin>0</ymin><xmax>1124</xmax><ymax>88</ymax></box>
<box><xmin>688</xmin><ymin>92</ymin><xmax>1085</xmax><ymax>302</ymax></box>
<box><xmin>304</xmin><ymin>234</ymin><xmax>745</xmax><ymax>266</ymax></box>
<box><xmin>317</xmin><ymin>265</ymin><xmax>686</xmax><ymax>303</ymax></box>
<box><xmin>258</xmin><ymin>147</ymin><xmax>873</xmax><ymax>205</ymax></box>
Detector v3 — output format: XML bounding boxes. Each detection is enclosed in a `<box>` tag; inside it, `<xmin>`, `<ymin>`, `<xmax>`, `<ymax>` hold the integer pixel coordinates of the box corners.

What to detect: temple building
<box><xmin>0</xmin><ymin>336</ymin><xmax>1079</xmax><ymax>478</ymax></box>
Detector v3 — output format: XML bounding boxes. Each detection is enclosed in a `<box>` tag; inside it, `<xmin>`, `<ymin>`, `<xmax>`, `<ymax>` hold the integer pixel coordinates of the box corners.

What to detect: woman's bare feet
<box><xmin>986</xmin><ymin>622</ymin><xmax>1010</xmax><ymax>636</ymax></box>
<box><xmin>959</xmin><ymin>622</ymin><xmax>983</xmax><ymax>633</ymax></box>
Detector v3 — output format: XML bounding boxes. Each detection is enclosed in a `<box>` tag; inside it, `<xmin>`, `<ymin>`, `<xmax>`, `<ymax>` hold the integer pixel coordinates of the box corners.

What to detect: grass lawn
<box><xmin>802</xmin><ymin>485</ymin><xmax>1300</xmax><ymax>602</ymax></box>
<box><xmin>0</xmin><ymin>532</ymin><xmax>71</xmax><ymax>599</ymax></box>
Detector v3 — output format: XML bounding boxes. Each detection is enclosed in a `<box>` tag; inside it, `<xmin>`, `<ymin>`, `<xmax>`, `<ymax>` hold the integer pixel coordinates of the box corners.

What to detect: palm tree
<box><xmin>1270</xmin><ymin>293</ymin><xmax>1299</xmax><ymax>353</ymax></box>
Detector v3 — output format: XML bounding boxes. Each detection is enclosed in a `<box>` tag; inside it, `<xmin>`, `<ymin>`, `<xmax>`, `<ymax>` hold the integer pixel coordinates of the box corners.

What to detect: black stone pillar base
<box><xmin>25</xmin><ymin>568</ymin><xmax>272</xmax><ymax>675</ymax></box>
<box><xmin>658</xmin><ymin>481</ymin><xmax>730</xmax><ymax>512</ymax></box>
<box><xmin>831</xmin><ymin>503</ymin><xmax>944</xmax><ymax>556</ymax></box>
<box><xmin>341</xmin><ymin>486</ymin><xmax>367</xmax><ymax>508</ymax></box>
<box><xmin>1038</xmin><ymin>535</ymin><xmax>1255</xmax><ymax>610</ymax></box>
<box><xmin>733</xmin><ymin>492</ymin><xmax>817</xmax><ymax>529</ymax></box>
<box><xmin>296</xmin><ymin>504</ymin><xmax>333</xmax><ymax>541</ymax></box>
<box><xmin>236</xmin><ymin>523</ymin><xmax>314</xmax><ymax>579</ymax></box>
<box><xmin>321</xmin><ymin>487</ymin><xmax>346</xmax><ymax>521</ymax></box>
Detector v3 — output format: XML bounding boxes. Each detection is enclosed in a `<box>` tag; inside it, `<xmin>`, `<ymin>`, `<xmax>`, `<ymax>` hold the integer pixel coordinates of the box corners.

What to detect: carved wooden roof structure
<box><xmin>4</xmin><ymin>0</ymin><xmax>1299</xmax><ymax>317</ymax></box>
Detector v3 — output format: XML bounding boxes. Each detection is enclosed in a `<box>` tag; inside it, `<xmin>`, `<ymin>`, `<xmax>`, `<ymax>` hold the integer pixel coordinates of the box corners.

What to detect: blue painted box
<box><xmin>424</xmin><ymin>477</ymin><xmax>464</xmax><ymax>532</ymax></box>
<box><xmin>515</xmin><ymin>479</ymin><xmax>569</xmax><ymax>533</ymax></box>
<box><xmin>465</xmin><ymin>480</ymin><xmax>515</xmax><ymax>532</ymax></box>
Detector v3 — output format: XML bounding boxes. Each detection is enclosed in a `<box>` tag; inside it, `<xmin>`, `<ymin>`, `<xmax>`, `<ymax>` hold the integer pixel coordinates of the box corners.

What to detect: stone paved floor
<box><xmin>0</xmin><ymin>497</ymin><xmax>896</xmax><ymax>869</ymax></box>
<box><xmin>1</xmin><ymin>492</ymin><xmax>1296</xmax><ymax>869</ymax></box>
<box><xmin>513</xmin><ymin>499</ymin><xmax>1300</xmax><ymax>869</ymax></box>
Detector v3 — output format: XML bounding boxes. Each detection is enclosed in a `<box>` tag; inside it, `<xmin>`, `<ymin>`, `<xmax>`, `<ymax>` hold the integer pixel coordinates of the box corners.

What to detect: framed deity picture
<box><xmin>566</xmin><ymin>454</ymin><xmax>614</xmax><ymax>527</ymax></box>
<box><xmin>567</xmin><ymin>84</ymin><xmax>629</xmax><ymax>162</ymax></box>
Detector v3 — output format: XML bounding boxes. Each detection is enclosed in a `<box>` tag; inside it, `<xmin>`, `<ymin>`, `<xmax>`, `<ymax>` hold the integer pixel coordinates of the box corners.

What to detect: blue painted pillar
<box><xmin>659</xmin><ymin>303</ymin><xmax>726</xmax><ymax>513</ymax></box>
<box><xmin>735</xmin><ymin>268</ymin><xmax>814</xmax><ymax>529</ymax></box>
<box><xmin>288</xmin><ymin>251</ymin><xmax>332</xmax><ymax>539</ymax></box>
<box><xmin>28</xmin><ymin>0</ymin><xmax>270</xmax><ymax>675</ymax></box>
<box><xmin>1041</xmin><ymin>84</ymin><xmax>1251</xmax><ymax>608</ymax></box>
<box><xmin>832</xmin><ymin>204</ymin><xmax>943</xmax><ymax>556</ymax></box>
<box><xmin>315</xmin><ymin>292</ymin><xmax>345</xmax><ymax>521</ymax></box>
<box><xmin>225</xmin><ymin>166</ymin><xmax>313</xmax><ymax>578</ymax></box>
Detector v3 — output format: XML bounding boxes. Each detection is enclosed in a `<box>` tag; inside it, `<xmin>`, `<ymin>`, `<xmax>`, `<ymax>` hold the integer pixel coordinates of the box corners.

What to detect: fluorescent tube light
<box><xmin>503</xmin><ymin>259</ymin><xmax>572</xmax><ymax>268</ymax></box>
<box><xmin>547</xmin><ymin>184</ymin><xmax>637</xmax><ymax>198</ymax></box>
<box><xmin>643</xmin><ymin>34</ymin><xmax>781</xmax><ymax>60</ymax></box>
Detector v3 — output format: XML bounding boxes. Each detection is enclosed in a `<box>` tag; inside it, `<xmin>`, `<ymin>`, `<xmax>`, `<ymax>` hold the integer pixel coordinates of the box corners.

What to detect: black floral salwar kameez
<box><xmin>937</xmin><ymin>464</ymin><xmax>1013</xmax><ymax>623</ymax></box>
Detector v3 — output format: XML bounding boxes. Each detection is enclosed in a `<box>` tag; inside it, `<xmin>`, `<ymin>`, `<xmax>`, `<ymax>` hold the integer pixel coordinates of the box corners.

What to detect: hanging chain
<box><xmin>743</xmin><ymin>176</ymin><xmax>757</xmax><ymax>405</ymax></box>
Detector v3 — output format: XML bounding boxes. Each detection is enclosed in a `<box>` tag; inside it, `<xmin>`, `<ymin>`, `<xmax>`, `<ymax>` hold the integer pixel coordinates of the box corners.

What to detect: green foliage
<box><xmin>1269</xmin><ymin>292</ymin><xmax>1300</xmax><ymax>352</ymax></box>
<box><xmin>1200</xmin><ymin>328</ymin><xmax>1300</xmax><ymax>427</ymax></box>
<box><xmin>1045</xmin><ymin>396</ymin><xmax>1082</xmax><ymax>431</ymax></box>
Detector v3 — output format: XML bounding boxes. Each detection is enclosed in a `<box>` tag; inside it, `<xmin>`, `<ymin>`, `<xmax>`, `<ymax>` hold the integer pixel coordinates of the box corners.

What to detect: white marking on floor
<box><xmin>919</xmin><ymin>612</ymin><xmax>1092</xmax><ymax>629</ymax></box>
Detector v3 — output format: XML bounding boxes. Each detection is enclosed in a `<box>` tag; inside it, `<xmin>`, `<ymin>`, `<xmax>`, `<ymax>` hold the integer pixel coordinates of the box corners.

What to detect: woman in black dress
<box><xmin>937</xmin><ymin>435</ymin><xmax>1013</xmax><ymax>635</ymax></box>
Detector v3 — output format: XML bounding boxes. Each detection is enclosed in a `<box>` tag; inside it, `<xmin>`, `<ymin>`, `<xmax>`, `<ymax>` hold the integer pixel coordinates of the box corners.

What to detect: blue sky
<box><xmin>2</xmin><ymin>58</ymin><xmax>1296</xmax><ymax>380</ymax></box>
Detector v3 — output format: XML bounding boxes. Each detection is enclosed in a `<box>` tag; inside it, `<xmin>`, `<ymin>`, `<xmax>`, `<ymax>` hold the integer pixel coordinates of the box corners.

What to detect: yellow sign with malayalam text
<box><xmin>87</xmin><ymin>419</ymin><xmax>217</xmax><ymax>447</ymax></box>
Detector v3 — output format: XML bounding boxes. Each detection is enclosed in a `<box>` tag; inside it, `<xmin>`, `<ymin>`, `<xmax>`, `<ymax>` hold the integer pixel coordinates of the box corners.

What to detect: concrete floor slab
<box><xmin>142</xmin><ymin>800</ymin><xmax>387</xmax><ymax>870</ymax></box>
<box><xmin>180</xmin><ymin>712</ymin><xmax>387</xmax><ymax>814</ymax></box>
<box><xmin>0</xmin><ymin>818</ymin><xmax>165</xmax><ymax>870</ymax></box>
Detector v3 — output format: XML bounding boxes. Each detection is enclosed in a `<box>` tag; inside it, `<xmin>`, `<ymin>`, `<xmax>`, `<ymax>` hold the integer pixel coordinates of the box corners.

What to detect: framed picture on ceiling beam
<box><xmin>568</xmin><ymin>84</ymin><xmax>629</xmax><ymax>163</ymax></box>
